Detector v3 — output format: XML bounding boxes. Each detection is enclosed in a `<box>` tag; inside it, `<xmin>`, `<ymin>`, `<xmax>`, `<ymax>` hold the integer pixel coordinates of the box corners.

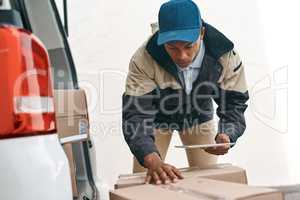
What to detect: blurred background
<box><xmin>55</xmin><ymin>0</ymin><xmax>299</xmax><ymax>192</ymax></box>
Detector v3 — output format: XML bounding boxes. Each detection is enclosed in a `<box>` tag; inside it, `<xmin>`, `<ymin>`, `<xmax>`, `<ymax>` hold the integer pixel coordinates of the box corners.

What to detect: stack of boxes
<box><xmin>111</xmin><ymin>164</ymin><xmax>284</xmax><ymax>200</ymax></box>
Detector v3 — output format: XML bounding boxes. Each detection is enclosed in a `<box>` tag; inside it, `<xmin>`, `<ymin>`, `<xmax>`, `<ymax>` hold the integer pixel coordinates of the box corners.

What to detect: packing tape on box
<box><xmin>119</xmin><ymin>163</ymin><xmax>233</xmax><ymax>180</ymax></box>
<box><xmin>160</xmin><ymin>184</ymin><xmax>226</xmax><ymax>200</ymax></box>
<box><xmin>198</xmin><ymin>163</ymin><xmax>232</xmax><ymax>170</ymax></box>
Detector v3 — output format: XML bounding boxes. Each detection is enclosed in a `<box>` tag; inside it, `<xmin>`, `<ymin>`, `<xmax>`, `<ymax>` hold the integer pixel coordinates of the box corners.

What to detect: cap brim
<box><xmin>157</xmin><ymin>28</ymin><xmax>200</xmax><ymax>45</ymax></box>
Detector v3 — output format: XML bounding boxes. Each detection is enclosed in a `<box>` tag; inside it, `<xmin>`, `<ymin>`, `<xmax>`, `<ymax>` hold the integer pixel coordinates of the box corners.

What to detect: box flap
<box><xmin>115</xmin><ymin>164</ymin><xmax>247</xmax><ymax>189</ymax></box>
<box><xmin>54</xmin><ymin>89</ymin><xmax>88</xmax><ymax>117</ymax></box>
<box><xmin>111</xmin><ymin>185</ymin><xmax>197</xmax><ymax>200</ymax></box>
<box><xmin>175</xmin><ymin>178</ymin><xmax>283</xmax><ymax>200</ymax></box>
<box><xmin>111</xmin><ymin>178</ymin><xmax>283</xmax><ymax>200</ymax></box>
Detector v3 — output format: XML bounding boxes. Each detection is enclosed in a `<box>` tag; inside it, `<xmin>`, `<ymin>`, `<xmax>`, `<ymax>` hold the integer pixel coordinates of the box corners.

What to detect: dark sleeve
<box><xmin>214</xmin><ymin>89</ymin><xmax>249</xmax><ymax>143</ymax></box>
<box><xmin>122</xmin><ymin>59</ymin><xmax>159</xmax><ymax>166</ymax></box>
<box><xmin>214</xmin><ymin>49</ymin><xmax>249</xmax><ymax>143</ymax></box>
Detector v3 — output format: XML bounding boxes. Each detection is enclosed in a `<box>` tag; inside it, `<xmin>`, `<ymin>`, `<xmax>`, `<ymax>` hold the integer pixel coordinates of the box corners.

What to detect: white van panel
<box><xmin>0</xmin><ymin>134</ymin><xmax>72</xmax><ymax>200</ymax></box>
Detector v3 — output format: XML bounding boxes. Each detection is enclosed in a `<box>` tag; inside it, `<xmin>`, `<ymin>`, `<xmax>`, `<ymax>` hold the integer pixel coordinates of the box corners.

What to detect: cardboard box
<box><xmin>54</xmin><ymin>89</ymin><xmax>90</xmax><ymax>198</ymax></box>
<box><xmin>56</xmin><ymin>117</ymin><xmax>89</xmax><ymax>140</ymax></box>
<box><xmin>54</xmin><ymin>89</ymin><xmax>90</xmax><ymax>141</ymax></box>
<box><xmin>115</xmin><ymin>164</ymin><xmax>247</xmax><ymax>189</ymax></box>
<box><xmin>110</xmin><ymin>178</ymin><xmax>283</xmax><ymax>200</ymax></box>
<box><xmin>54</xmin><ymin>89</ymin><xmax>88</xmax><ymax>118</ymax></box>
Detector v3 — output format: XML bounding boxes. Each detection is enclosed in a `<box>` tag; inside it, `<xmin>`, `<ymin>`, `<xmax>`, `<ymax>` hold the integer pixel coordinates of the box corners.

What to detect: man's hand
<box><xmin>144</xmin><ymin>152</ymin><xmax>183</xmax><ymax>185</ymax></box>
<box><xmin>205</xmin><ymin>133</ymin><xmax>231</xmax><ymax>155</ymax></box>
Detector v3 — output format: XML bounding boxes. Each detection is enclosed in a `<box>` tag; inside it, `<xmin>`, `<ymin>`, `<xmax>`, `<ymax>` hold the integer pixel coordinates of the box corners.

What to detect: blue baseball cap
<box><xmin>157</xmin><ymin>0</ymin><xmax>202</xmax><ymax>45</ymax></box>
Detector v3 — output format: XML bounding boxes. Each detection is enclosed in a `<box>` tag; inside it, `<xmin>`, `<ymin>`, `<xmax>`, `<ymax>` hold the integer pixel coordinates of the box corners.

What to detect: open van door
<box><xmin>1</xmin><ymin>0</ymin><xmax>98</xmax><ymax>199</ymax></box>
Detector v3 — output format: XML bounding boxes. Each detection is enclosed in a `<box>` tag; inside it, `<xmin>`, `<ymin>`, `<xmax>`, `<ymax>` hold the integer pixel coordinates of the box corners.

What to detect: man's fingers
<box><xmin>157</xmin><ymin>168</ymin><xmax>170</xmax><ymax>184</ymax></box>
<box><xmin>215</xmin><ymin>145</ymin><xmax>230</xmax><ymax>152</ymax></box>
<box><xmin>206</xmin><ymin>149</ymin><xmax>225</xmax><ymax>155</ymax></box>
<box><xmin>205</xmin><ymin>147</ymin><xmax>228</xmax><ymax>155</ymax></box>
<box><xmin>204</xmin><ymin>147</ymin><xmax>217</xmax><ymax>154</ymax></box>
<box><xmin>216</xmin><ymin>137</ymin><xmax>226</xmax><ymax>143</ymax></box>
<box><xmin>145</xmin><ymin>174</ymin><xmax>152</xmax><ymax>184</ymax></box>
<box><xmin>145</xmin><ymin>162</ymin><xmax>184</xmax><ymax>185</ymax></box>
<box><xmin>162</xmin><ymin>166</ymin><xmax>178</xmax><ymax>183</ymax></box>
<box><xmin>152</xmin><ymin>171</ymin><xmax>161</xmax><ymax>185</ymax></box>
<box><xmin>172</xmin><ymin>166</ymin><xmax>184</xmax><ymax>179</ymax></box>
<box><xmin>216</xmin><ymin>134</ymin><xmax>231</xmax><ymax>144</ymax></box>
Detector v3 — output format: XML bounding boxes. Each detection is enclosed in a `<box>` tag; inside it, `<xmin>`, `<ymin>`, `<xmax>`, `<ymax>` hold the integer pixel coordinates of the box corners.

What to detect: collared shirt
<box><xmin>177</xmin><ymin>41</ymin><xmax>205</xmax><ymax>95</ymax></box>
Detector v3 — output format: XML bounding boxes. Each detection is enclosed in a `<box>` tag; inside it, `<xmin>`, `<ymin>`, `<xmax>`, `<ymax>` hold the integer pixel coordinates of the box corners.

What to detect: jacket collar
<box><xmin>145</xmin><ymin>22</ymin><xmax>234</xmax><ymax>79</ymax></box>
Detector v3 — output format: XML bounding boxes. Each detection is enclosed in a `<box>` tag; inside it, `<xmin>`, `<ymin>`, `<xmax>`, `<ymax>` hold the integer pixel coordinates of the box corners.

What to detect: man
<box><xmin>122</xmin><ymin>0</ymin><xmax>249</xmax><ymax>185</ymax></box>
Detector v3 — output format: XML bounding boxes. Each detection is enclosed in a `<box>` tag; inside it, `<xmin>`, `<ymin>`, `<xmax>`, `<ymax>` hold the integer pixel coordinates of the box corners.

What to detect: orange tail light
<box><xmin>0</xmin><ymin>25</ymin><xmax>56</xmax><ymax>138</ymax></box>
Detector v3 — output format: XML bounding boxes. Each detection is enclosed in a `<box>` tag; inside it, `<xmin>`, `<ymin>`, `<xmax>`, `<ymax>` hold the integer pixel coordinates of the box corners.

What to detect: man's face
<box><xmin>164</xmin><ymin>38</ymin><xmax>201</xmax><ymax>69</ymax></box>
<box><xmin>164</xmin><ymin>29</ymin><xmax>204</xmax><ymax>69</ymax></box>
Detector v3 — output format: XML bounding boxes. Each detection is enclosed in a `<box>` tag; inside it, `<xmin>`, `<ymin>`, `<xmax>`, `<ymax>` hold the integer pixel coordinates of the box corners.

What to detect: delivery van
<box><xmin>0</xmin><ymin>0</ymin><xmax>97</xmax><ymax>199</ymax></box>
